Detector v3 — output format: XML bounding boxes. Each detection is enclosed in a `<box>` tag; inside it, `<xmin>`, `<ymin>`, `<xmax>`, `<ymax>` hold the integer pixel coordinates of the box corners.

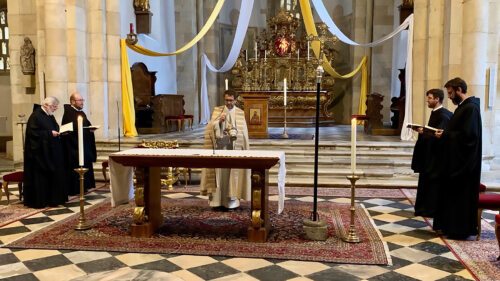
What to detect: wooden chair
<box><xmin>496</xmin><ymin>214</ymin><xmax>500</xmax><ymax>261</ymax></box>
<box><xmin>1</xmin><ymin>171</ymin><xmax>24</xmax><ymax>204</ymax></box>
<box><xmin>102</xmin><ymin>160</ymin><xmax>109</xmax><ymax>184</ymax></box>
<box><xmin>165</xmin><ymin>114</ymin><xmax>193</xmax><ymax>132</ymax></box>
<box><xmin>477</xmin><ymin>183</ymin><xmax>500</xmax><ymax>240</ymax></box>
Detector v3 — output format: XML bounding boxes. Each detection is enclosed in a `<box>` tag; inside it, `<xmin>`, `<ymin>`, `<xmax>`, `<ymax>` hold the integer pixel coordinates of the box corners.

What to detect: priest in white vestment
<box><xmin>200</xmin><ymin>91</ymin><xmax>250</xmax><ymax>210</ymax></box>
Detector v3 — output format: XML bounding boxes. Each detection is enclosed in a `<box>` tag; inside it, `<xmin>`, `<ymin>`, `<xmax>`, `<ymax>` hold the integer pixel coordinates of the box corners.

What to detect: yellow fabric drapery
<box><xmin>299</xmin><ymin>0</ymin><xmax>368</xmax><ymax>118</ymax></box>
<box><xmin>120</xmin><ymin>39</ymin><xmax>138</xmax><ymax>137</ymax></box>
<box><xmin>119</xmin><ymin>0</ymin><xmax>226</xmax><ymax>136</ymax></box>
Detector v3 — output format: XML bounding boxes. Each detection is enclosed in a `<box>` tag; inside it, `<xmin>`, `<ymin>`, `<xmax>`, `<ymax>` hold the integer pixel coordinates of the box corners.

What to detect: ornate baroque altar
<box><xmin>231</xmin><ymin>10</ymin><xmax>338</xmax><ymax>126</ymax></box>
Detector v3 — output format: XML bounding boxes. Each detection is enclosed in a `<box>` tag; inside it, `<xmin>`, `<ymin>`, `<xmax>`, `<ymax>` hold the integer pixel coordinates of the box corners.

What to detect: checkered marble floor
<box><xmin>0</xmin><ymin>183</ymin><xmax>497</xmax><ymax>281</ymax></box>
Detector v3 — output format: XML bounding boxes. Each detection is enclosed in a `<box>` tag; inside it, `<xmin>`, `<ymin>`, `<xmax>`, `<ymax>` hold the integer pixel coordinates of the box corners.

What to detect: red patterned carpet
<box><xmin>7</xmin><ymin>197</ymin><xmax>390</xmax><ymax>265</ymax></box>
<box><xmin>0</xmin><ymin>202</ymin><xmax>48</xmax><ymax>228</ymax></box>
<box><xmin>444</xmin><ymin>222</ymin><xmax>500</xmax><ymax>281</ymax></box>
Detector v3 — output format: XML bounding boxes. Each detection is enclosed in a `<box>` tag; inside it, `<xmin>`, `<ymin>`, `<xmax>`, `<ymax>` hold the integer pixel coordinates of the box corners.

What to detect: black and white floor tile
<box><xmin>0</xmin><ymin>183</ymin><xmax>496</xmax><ymax>281</ymax></box>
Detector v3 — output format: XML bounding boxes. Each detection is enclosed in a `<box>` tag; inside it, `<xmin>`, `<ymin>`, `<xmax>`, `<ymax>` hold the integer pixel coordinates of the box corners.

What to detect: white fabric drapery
<box><xmin>311</xmin><ymin>0</ymin><xmax>415</xmax><ymax>140</ymax></box>
<box><xmin>199</xmin><ymin>0</ymin><xmax>254</xmax><ymax>124</ymax></box>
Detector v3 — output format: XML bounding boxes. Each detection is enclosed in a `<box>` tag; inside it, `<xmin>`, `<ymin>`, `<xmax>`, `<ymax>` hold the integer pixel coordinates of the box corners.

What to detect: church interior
<box><xmin>1</xmin><ymin>0</ymin><xmax>500</xmax><ymax>280</ymax></box>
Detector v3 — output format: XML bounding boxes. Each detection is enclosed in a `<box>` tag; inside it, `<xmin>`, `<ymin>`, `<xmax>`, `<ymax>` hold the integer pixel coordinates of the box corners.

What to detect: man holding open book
<box><xmin>61</xmin><ymin>92</ymin><xmax>97</xmax><ymax>195</ymax></box>
<box><xmin>23</xmin><ymin>97</ymin><xmax>68</xmax><ymax>208</ymax></box>
<box><xmin>410</xmin><ymin>89</ymin><xmax>452</xmax><ymax>218</ymax></box>
<box><xmin>433</xmin><ymin>77</ymin><xmax>482</xmax><ymax>240</ymax></box>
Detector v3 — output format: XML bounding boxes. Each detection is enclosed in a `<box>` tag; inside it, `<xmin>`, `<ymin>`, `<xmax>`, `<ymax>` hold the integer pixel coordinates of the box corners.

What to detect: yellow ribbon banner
<box><xmin>299</xmin><ymin>0</ymin><xmax>368</xmax><ymax>117</ymax></box>
<box><xmin>126</xmin><ymin>0</ymin><xmax>225</xmax><ymax>56</ymax></box>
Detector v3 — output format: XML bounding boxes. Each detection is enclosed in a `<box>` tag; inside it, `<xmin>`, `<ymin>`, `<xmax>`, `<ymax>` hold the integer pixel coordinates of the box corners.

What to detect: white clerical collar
<box><xmin>432</xmin><ymin>105</ymin><xmax>443</xmax><ymax>111</ymax></box>
<box><xmin>41</xmin><ymin>106</ymin><xmax>51</xmax><ymax>116</ymax></box>
<box><xmin>71</xmin><ymin>105</ymin><xmax>82</xmax><ymax>111</ymax></box>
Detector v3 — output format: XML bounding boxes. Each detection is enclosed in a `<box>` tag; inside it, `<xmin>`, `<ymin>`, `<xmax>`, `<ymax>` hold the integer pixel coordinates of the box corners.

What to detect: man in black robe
<box><xmin>61</xmin><ymin>92</ymin><xmax>97</xmax><ymax>195</ymax></box>
<box><xmin>411</xmin><ymin>89</ymin><xmax>452</xmax><ymax>218</ymax></box>
<box><xmin>434</xmin><ymin>77</ymin><xmax>482</xmax><ymax>239</ymax></box>
<box><xmin>23</xmin><ymin>97</ymin><xmax>68</xmax><ymax>208</ymax></box>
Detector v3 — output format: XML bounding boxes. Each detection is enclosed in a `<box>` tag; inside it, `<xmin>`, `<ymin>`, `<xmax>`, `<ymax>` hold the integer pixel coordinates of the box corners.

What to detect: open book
<box><xmin>59</xmin><ymin>122</ymin><xmax>73</xmax><ymax>134</ymax></box>
<box><xmin>406</xmin><ymin>123</ymin><xmax>439</xmax><ymax>135</ymax></box>
<box><xmin>83</xmin><ymin>125</ymin><xmax>100</xmax><ymax>130</ymax></box>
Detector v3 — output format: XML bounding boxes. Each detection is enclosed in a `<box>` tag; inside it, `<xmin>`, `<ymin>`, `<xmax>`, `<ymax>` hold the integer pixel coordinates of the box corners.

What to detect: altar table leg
<box><xmin>131</xmin><ymin>167</ymin><xmax>163</xmax><ymax>237</ymax></box>
<box><xmin>248</xmin><ymin>168</ymin><xmax>270</xmax><ymax>242</ymax></box>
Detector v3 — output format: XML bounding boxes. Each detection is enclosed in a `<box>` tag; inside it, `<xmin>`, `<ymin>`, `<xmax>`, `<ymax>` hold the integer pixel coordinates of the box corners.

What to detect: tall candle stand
<box><xmin>74</xmin><ymin>167</ymin><xmax>91</xmax><ymax>230</ymax></box>
<box><xmin>342</xmin><ymin>174</ymin><xmax>361</xmax><ymax>243</ymax></box>
<box><xmin>282</xmin><ymin>102</ymin><xmax>289</xmax><ymax>138</ymax></box>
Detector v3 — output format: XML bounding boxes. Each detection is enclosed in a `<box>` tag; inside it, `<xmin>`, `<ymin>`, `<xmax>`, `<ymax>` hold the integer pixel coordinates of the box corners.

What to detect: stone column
<box><xmin>66</xmin><ymin>1</ymin><xmax>88</xmax><ymax>97</ymax></box>
<box><xmin>8</xmin><ymin>0</ymin><xmax>38</xmax><ymax>162</ymax></box>
<box><xmin>352</xmin><ymin>0</ymin><xmax>370</xmax><ymax>118</ymax></box>
<box><xmin>84</xmin><ymin>0</ymin><xmax>108</xmax><ymax>139</ymax></box>
<box><xmin>411</xmin><ymin>0</ymin><xmax>428</xmax><ymax>125</ymax></box>
<box><xmin>104</xmin><ymin>0</ymin><xmax>121</xmax><ymax>139</ymax></box>
<box><xmin>461</xmin><ymin>0</ymin><xmax>491</xmax><ymax>164</ymax></box>
<box><xmin>492</xmin><ymin>0</ymin><xmax>500</xmax><ymax>169</ymax></box>
<box><xmin>176</xmin><ymin>0</ymin><xmax>200</xmax><ymax>123</ymax></box>
<box><xmin>425</xmin><ymin>0</ymin><xmax>445</xmax><ymax>93</ymax></box>
<box><xmin>43</xmin><ymin>0</ymin><xmax>68</xmax><ymax>122</ymax></box>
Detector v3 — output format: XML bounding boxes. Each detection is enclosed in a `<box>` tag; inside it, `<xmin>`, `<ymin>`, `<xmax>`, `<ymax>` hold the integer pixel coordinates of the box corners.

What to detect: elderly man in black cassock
<box><xmin>61</xmin><ymin>92</ymin><xmax>97</xmax><ymax>195</ymax></box>
<box><xmin>23</xmin><ymin>97</ymin><xmax>68</xmax><ymax>208</ymax></box>
<box><xmin>411</xmin><ymin>89</ymin><xmax>452</xmax><ymax>218</ymax></box>
<box><xmin>434</xmin><ymin>77</ymin><xmax>482</xmax><ymax>240</ymax></box>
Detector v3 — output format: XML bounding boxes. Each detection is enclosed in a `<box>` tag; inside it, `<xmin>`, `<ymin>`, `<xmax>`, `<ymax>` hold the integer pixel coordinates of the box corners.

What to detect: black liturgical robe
<box><xmin>23</xmin><ymin>106</ymin><xmax>68</xmax><ymax>208</ymax></box>
<box><xmin>433</xmin><ymin>97</ymin><xmax>482</xmax><ymax>239</ymax></box>
<box><xmin>411</xmin><ymin>107</ymin><xmax>452</xmax><ymax>217</ymax></box>
<box><xmin>61</xmin><ymin>104</ymin><xmax>97</xmax><ymax>195</ymax></box>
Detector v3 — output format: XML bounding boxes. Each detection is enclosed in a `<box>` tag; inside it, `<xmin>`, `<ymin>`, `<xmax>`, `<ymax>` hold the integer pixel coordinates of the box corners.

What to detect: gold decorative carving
<box><xmin>251</xmin><ymin>210</ymin><xmax>262</xmax><ymax>228</ymax></box>
<box><xmin>137</xmin><ymin>140</ymin><xmax>190</xmax><ymax>187</ymax></box>
<box><xmin>134</xmin><ymin>187</ymin><xmax>145</xmax><ymax>206</ymax></box>
<box><xmin>252</xmin><ymin>189</ymin><xmax>262</xmax><ymax>210</ymax></box>
<box><xmin>230</xmin><ymin>10</ymin><xmax>338</xmax><ymax>121</ymax></box>
<box><xmin>133</xmin><ymin>207</ymin><xmax>146</xmax><ymax>224</ymax></box>
<box><xmin>133</xmin><ymin>0</ymin><xmax>150</xmax><ymax>11</ymax></box>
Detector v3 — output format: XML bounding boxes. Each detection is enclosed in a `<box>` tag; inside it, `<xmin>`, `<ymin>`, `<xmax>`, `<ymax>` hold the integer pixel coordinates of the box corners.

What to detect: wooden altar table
<box><xmin>109</xmin><ymin>148</ymin><xmax>286</xmax><ymax>242</ymax></box>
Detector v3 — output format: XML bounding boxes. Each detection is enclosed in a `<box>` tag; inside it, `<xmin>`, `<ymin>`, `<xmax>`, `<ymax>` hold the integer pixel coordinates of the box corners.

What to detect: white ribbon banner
<box><xmin>200</xmin><ymin>0</ymin><xmax>254</xmax><ymax>124</ymax></box>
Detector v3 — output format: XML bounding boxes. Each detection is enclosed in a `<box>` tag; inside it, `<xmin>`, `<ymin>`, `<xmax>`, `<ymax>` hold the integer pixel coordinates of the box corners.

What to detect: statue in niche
<box><xmin>20</xmin><ymin>37</ymin><xmax>35</xmax><ymax>75</ymax></box>
<box><xmin>133</xmin><ymin>0</ymin><xmax>150</xmax><ymax>11</ymax></box>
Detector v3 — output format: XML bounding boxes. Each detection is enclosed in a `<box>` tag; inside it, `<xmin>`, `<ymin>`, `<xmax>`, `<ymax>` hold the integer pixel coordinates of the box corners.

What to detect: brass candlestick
<box><xmin>74</xmin><ymin>167</ymin><xmax>91</xmax><ymax>230</ymax></box>
<box><xmin>342</xmin><ymin>174</ymin><xmax>361</xmax><ymax>243</ymax></box>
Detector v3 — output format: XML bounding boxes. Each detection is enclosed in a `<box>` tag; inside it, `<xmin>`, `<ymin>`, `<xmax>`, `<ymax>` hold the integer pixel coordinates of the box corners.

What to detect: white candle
<box><xmin>297</xmin><ymin>49</ymin><xmax>300</xmax><ymax>61</ymax></box>
<box><xmin>245</xmin><ymin>49</ymin><xmax>248</xmax><ymax>61</ymax></box>
<box><xmin>225</xmin><ymin>78</ymin><xmax>228</xmax><ymax>91</ymax></box>
<box><xmin>307</xmin><ymin>41</ymin><xmax>310</xmax><ymax>60</ymax></box>
<box><xmin>264</xmin><ymin>50</ymin><xmax>267</xmax><ymax>60</ymax></box>
<box><xmin>78</xmin><ymin>116</ymin><xmax>84</xmax><ymax>166</ymax></box>
<box><xmin>254</xmin><ymin>42</ymin><xmax>258</xmax><ymax>59</ymax></box>
<box><xmin>283</xmin><ymin>78</ymin><xmax>287</xmax><ymax>106</ymax></box>
<box><xmin>351</xmin><ymin>118</ymin><xmax>357</xmax><ymax>174</ymax></box>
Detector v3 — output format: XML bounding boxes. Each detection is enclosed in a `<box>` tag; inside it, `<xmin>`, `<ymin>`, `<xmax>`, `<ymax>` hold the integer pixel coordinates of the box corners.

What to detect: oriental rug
<box><xmin>402</xmin><ymin>189</ymin><xmax>500</xmax><ymax>281</ymax></box>
<box><xmin>6</xmin><ymin>197</ymin><xmax>391</xmax><ymax>265</ymax></box>
<box><xmin>444</xmin><ymin>223</ymin><xmax>500</xmax><ymax>281</ymax></box>
<box><xmin>0</xmin><ymin>183</ymin><xmax>108</xmax><ymax>228</ymax></box>
<box><xmin>0</xmin><ymin>202</ymin><xmax>49</xmax><ymax>228</ymax></box>
<box><xmin>168</xmin><ymin>186</ymin><xmax>407</xmax><ymax>198</ymax></box>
